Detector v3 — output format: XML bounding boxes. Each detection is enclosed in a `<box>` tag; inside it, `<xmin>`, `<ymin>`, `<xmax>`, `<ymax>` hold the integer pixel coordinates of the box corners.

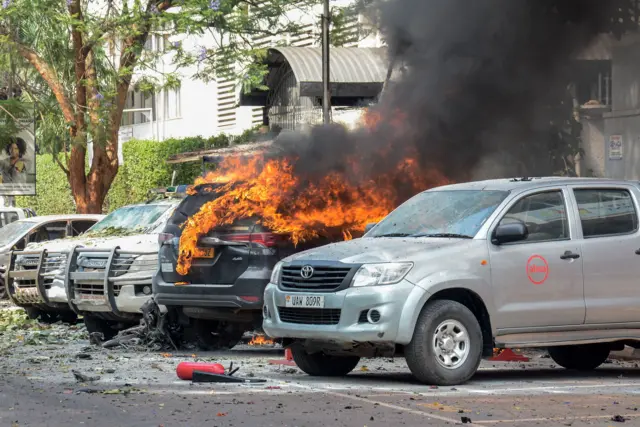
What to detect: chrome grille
<box><xmin>277</xmin><ymin>307</ymin><xmax>341</xmax><ymax>325</ymax></box>
<box><xmin>280</xmin><ymin>266</ymin><xmax>352</xmax><ymax>292</ymax></box>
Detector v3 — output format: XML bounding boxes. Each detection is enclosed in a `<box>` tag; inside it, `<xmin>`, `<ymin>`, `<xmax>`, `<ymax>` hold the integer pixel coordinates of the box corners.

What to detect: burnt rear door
<box><xmin>160</xmin><ymin>189</ymin><xmax>254</xmax><ymax>284</ymax></box>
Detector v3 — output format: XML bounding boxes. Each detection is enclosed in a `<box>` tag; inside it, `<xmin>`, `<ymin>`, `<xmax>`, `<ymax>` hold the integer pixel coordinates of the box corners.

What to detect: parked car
<box><xmin>1</xmin><ymin>214</ymin><xmax>104</xmax><ymax>314</ymax></box>
<box><xmin>153</xmin><ymin>184</ymin><xmax>345</xmax><ymax>350</ymax></box>
<box><xmin>11</xmin><ymin>197</ymin><xmax>183</xmax><ymax>337</ymax></box>
<box><xmin>263</xmin><ymin>177</ymin><xmax>640</xmax><ymax>385</ymax></box>
<box><xmin>0</xmin><ymin>207</ymin><xmax>36</xmax><ymax>229</ymax></box>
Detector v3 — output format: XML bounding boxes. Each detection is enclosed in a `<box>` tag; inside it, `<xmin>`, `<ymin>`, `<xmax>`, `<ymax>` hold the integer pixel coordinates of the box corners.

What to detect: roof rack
<box><xmin>146</xmin><ymin>185</ymin><xmax>190</xmax><ymax>202</ymax></box>
<box><xmin>509</xmin><ymin>177</ymin><xmax>534</xmax><ymax>182</ymax></box>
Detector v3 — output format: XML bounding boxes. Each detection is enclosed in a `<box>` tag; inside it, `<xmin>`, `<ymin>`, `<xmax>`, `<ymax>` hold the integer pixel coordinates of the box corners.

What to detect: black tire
<box><xmin>192</xmin><ymin>319</ymin><xmax>245</xmax><ymax>351</ymax></box>
<box><xmin>0</xmin><ymin>275</ymin><xmax>7</xmax><ymax>300</ymax></box>
<box><xmin>548</xmin><ymin>344</ymin><xmax>610</xmax><ymax>370</ymax></box>
<box><xmin>23</xmin><ymin>308</ymin><xmax>77</xmax><ymax>324</ymax></box>
<box><xmin>83</xmin><ymin>315</ymin><xmax>118</xmax><ymax>341</ymax></box>
<box><xmin>405</xmin><ymin>299</ymin><xmax>483</xmax><ymax>386</ymax></box>
<box><xmin>290</xmin><ymin>347</ymin><xmax>360</xmax><ymax>377</ymax></box>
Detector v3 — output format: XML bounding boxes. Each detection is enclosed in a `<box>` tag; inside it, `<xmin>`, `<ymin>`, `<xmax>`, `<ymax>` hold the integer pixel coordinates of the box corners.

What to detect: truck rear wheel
<box><xmin>0</xmin><ymin>276</ymin><xmax>7</xmax><ymax>299</ymax></box>
<box><xmin>548</xmin><ymin>344</ymin><xmax>610</xmax><ymax>370</ymax></box>
<box><xmin>291</xmin><ymin>347</ymin><xmax>360</xmax><ymax>377</ymax></box>
<box><xmin>405</xmin><ymin>299</ymin><xmax>483</xmax><ymax>386</ymax></box>
<box><xmin>83</xmin><ymin>315</ymin><xmax>118</xmax><ymax>341</ymax></box>
<box><xmin>192</xmin><ymin>319</ymin><xmax>245</xmax><ymax>351</ymax></box>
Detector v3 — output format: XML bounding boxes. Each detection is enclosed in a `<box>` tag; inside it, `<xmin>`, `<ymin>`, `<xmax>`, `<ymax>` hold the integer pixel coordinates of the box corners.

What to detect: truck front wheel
<box><xmin>291</xmin><ymin>347</ymin><xmax>360</xmax><ymax>377</ymax></box>
<box><xmin>405</xmin><ymin>299</ymin><xmax>483</xmax><ymax>386</ymax></box>
<box><xmin>548</xmin><ymin>344</ymin><xmax>610</xmax><ymax>370</ymax></box>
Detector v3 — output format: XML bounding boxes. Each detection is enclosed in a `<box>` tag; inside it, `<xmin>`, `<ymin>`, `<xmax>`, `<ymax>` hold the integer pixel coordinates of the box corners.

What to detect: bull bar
<box><xmin>66</xmin><ymin>246</ymin><xmax>157</xmax><ymax>318</ymax></box>
<box><xmin>5</xmin><ymin>249</ymin><xmax>70</xmax><ymax>307</ymax></box>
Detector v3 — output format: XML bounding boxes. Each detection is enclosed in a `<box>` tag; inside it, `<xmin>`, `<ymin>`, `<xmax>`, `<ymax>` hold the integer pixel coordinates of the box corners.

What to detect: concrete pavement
<box><xmin>2</xmin><ymin>345</ymin><xmax>640</xmax><ymax>426</ymax></box>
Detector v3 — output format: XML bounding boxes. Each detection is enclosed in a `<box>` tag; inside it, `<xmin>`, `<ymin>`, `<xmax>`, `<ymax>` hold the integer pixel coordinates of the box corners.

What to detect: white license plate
<box><xmin>285</xmin><ymin>295</ymin><xmax>325</xmax><ymax>308</ymax></box>
<box><xmin>78</xmin><ymin>294</ymin><xmax>104</xmax><ymax>301</ymax></box>
<box><xmin>161</xmin><ymin>263</ymin><xmax>174</xmax><ymax>273</ymax></box>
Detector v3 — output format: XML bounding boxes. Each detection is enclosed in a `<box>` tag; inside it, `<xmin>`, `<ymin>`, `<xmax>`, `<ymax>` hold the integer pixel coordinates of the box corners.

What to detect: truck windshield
<box><xmin>369</xmin><ymin>190</ymin><xmax>509</xmax><ymax>239</ymax></box>
<box><xmin>0</xmin><ymin>220</ymin><xmax>36</xmax><ymax>247</ymax></box>
<box><xmin>85</xmin><ymin>204</ymin><xmax>172</xmax><ymax>236</ymax></box>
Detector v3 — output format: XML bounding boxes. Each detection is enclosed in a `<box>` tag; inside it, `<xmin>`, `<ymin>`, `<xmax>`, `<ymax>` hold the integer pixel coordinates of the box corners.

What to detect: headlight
<box><xmin>126</xmin><ymin>254</ymin><xmax>158</xmax><ymax>273</ymax></box>
<box><xmin>351</xmin><ymin>262</ymin><xmax>413</xmax><ymax>287</ymax></box>
<box><xmin>270</xmin><ymin>261</ymin><xmax>283</xmax><ymax>284</ymax></box>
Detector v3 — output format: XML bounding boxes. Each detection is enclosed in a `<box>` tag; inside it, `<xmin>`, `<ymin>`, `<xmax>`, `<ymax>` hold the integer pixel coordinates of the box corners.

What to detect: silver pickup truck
<box><xmin>263</xmin><ymin>177</ymin><xmax>640</xmax><ymax>385</ymax></box>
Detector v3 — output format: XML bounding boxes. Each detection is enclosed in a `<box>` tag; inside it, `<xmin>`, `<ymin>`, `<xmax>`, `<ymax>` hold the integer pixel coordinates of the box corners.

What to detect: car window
<box><xmin>499</xmin><ymin>190</ymin><xmax>569</xmax><ymax>243</ymax></box>
<box><xmin>28</xmin><ymin>221</ymin><xmax>68</xmax><ymax>243</ymax></box>
<box><xmin>0</xmin><ymin>220</ymin><xmax>37</xmax><ymax>247</ymax></box>
<box><xmin>369</xmin><ymin>190</ymin><xmax>510</xmax><ymax>238</ymax></box>
<box><xmin>0</xmin><ymin>212</ymin><xmax>19</xmax><ymax>227</ymax></box>
<box><xmin>86</xmin><ymin>204</ymin><xmax>173</xmax><ymax>236</ymax></box>
<box><xmin>71</xmin><ymin>220</ymin><xmax>97</xmax><ymax>236</ymax></box>
<box><xmin>573</xmin><ymin>189</ymin><xmax>638</xmax><ymax>238</ymax></box>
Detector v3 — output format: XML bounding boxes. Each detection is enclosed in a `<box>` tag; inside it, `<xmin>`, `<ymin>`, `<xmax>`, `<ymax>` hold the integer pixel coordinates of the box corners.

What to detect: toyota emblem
<box><xmin>300</xmin><ymin>265</ymin><xmax>314</xmax><ymax>279</ymax></box>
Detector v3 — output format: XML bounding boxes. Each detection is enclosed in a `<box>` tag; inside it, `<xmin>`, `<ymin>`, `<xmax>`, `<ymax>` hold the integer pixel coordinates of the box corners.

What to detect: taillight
<box><xmin>158</xmin><ymin>233</ymin><xmax>175</xmax><ymax>244</ymax></box>
<box><xmin>251</xmin><ymin>232</ymin><xmax>278</xmax><ymax>247</ymax></box>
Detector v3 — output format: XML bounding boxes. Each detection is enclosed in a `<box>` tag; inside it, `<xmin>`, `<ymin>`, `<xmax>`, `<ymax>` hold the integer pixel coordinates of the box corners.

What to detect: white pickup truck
<box><xmin>8</xmin><ymin>198</ymin><xmax>180</xmax><ymax>337</ymax></box>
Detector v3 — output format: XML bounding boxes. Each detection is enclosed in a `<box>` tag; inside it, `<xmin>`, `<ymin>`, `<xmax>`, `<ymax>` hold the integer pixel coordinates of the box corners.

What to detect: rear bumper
<box><xmin>153</xmin><ymin>269</ymin><xmax>269</xmax><ymax>311</ymax></box>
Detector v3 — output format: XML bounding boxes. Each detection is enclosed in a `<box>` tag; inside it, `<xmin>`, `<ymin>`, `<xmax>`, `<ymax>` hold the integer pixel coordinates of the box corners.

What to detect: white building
<box><xmin>117</xmin><ymin>0</ymin><xmax>386</xmax><ymax>152</ymax></box>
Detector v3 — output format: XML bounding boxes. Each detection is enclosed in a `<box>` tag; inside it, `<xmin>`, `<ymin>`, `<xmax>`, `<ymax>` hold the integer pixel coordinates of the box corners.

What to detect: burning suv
<box><xmin>153</xmin><ymin>184</ymin><xmax>339</xmax><ymax>350</ymax></box>
<box><xmin>10</xmin><ymin>197</ymin><xmax>181</xmax><ymax>338</ymax></box>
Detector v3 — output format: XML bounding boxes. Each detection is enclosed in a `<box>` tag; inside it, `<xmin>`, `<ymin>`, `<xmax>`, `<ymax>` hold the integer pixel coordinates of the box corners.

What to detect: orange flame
<box><xmin>248</xmin><ymin>334</ymin><xmax>275</xmax><ymax>346</ymax></box>
<box><xmin>176</xmin><ymin>110</ymin><xmax>451</xmax><ymax>276</ymax></box>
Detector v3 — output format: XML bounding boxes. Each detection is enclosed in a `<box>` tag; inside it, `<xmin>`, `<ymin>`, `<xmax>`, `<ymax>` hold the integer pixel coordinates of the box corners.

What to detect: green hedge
<box><xmin>17</xmin><ymin>128</ymin><xmax>261</xmax><ymax>214</ymax></box>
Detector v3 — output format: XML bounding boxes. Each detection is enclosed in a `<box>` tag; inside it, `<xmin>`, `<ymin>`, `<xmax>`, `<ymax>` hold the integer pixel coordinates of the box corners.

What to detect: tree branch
<box><xmin>5</xmin><ymin>40</ymin><xmax>76</xmax><ymax>127</ymax></box>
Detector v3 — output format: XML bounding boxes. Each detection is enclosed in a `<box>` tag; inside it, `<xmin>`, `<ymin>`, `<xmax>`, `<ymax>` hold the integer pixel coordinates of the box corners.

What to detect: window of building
<box><xmin>574</xmin><ymin>189</ymin><xmax>638</xmax><ymax>237</ymax></box>
<box><xmin>498</xmin><ymin>191</ymin><xmax>569</xmax><ymax>243</ymax></box>
<box><xmin>165</xmin><ymin>87</ymin><xmax>181</xmax><ymax>120</ymax></box>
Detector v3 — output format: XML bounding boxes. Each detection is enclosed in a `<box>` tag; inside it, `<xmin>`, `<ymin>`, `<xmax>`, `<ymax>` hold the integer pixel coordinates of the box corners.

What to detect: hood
<box><xmin>284</xmin><ymin>237</ymin><xmax>475</xmax><ymax>264</ymax></box>
<box><xmin>25</xmin><ymin>233</ymin><xmax>160</xmax><ymax>253</ymax></box>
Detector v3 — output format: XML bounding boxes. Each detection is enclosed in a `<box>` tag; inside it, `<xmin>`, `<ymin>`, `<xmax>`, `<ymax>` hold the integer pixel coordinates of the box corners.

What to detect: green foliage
<box><xmin>106</xmin><ymin>130</ymin><xmax>260</xmax><ymax>211</ymax></box>
<box><xmin>15</xmin><ymin>153</ymin><xmax>76</xmax><ymax>215</ymax></box>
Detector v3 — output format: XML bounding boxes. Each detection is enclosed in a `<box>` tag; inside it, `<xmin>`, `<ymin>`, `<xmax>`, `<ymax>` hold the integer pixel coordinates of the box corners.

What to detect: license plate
<box><xmin>161</xmin><ymin>262</ymin><xmax>174</xmax><ymax>273</ymax></box>
<box><xmin>285</xmin><ymin>295</ymin><xmax>325</xmax><ymax>308</ymax></box>
<box><xmin>78</xmin><ymin>294</ymin><xmax>104</xmax><ymax>301</ymax></box>
<box><xmin>195</xmin><ymin>248</ymin><xmax>215</xmax><ymax>259</ymax></box>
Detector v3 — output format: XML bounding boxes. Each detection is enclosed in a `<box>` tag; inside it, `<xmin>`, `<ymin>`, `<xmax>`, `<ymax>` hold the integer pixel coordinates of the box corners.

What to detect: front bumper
<box><xmin>67</xmin><ymin>247</ymin><xmax>156</xmax><ymax>318</ymax></box>
<box><xmin>6</xmin><ymin>249</ymin><xmax>70</xmax><ymax>310</ymax></box>
<box><xmin>263</xmin><ymin>279</ymin><xmax>421</xmax><ymax>344</ymax></box>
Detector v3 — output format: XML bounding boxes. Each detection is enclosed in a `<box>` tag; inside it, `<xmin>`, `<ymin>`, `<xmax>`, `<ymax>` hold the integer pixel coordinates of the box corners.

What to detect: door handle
<box><xmin>560</xmin><ymin>251</ymin><xmax>580</xmax><ymax>260</ymax></box>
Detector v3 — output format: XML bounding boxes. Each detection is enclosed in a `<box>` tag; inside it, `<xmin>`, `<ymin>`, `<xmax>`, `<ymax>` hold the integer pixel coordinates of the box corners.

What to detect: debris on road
<box><xmin>611</xmin><ymin>415</ymin><xmax>627</xmax><ymax>422</ymax></box>
<box><xmin>176</xmin><ymin>361</ymin><xmax>225</xmax><ymax>380</ymax></box>
<box><xmin>72</xmin><ymin>370</ymin><xmax>100</xmax><ymax>382</ymax></box>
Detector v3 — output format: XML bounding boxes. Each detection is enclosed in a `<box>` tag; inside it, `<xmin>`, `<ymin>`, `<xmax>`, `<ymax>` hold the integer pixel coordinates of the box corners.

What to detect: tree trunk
<box><xmin>68</xmin><ymin>132</ymin><xmax>119</xmax><ymax>214</ymax></box>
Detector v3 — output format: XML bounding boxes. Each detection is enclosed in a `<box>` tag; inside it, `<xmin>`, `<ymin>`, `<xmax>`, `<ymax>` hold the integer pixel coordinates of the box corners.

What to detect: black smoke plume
<box><xmin>264</xmin><ymin>0</ymin><xmax>622</xmax><ymax>200</ymax></box>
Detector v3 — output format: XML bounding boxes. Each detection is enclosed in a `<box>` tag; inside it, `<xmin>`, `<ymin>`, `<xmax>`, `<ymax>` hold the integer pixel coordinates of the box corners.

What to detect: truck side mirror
<box><xmin>364</xmin><ymin>223</ymin><xmax>377</xmax><ymax>234</ymax></box>
<box><xmin>492</xmin><ymin>221</ymin><xmax>528</xmax><ymax>245</ymax></box>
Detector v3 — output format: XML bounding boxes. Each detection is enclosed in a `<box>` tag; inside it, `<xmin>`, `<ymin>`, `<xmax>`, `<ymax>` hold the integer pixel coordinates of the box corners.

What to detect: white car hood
<box><xmin>25</xmin><ymin>234</ymin><xmax>160</xmax><ymax>253</ymax></box>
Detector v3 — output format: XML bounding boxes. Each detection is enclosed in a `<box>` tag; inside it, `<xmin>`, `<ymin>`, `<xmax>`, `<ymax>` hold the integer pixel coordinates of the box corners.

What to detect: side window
<box><xmin>28</xmin><ymin>221</ymin><xmax>68</xmax><ymax>243</ymax></box>
<box><xmin>573</xmin><ymin>189</ymin><xmax>638</xmax><ymax>238</ymax></box>
<box><xmin>0</xmin><ymin>212</ymin><xmax>19</xmax><ymax>226</ymax></box>
<box><xmin>71</xmin><ymin>220</ymin><xmax>96</xmax><ymax>236</ymax></box>
<box><xmin>499</xmin><ymin>191</ymin><xmax>569</xmax><ymax>243</ymax></box>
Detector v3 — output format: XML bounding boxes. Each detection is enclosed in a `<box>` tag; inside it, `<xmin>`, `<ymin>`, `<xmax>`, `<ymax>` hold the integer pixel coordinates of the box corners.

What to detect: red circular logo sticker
<box><xmin>526</xmin><ymin>255</ymin><xmax>549</xmax><ymax>285</ymax></box>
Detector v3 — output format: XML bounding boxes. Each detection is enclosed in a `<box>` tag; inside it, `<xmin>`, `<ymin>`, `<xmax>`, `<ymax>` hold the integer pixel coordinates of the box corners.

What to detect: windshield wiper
<box><xmin>410</xmin><ymin>233</ymin><xmax>473</xmax><ymax>239</ymax></box>
<box><xmin>373</xmin><ymin>233</ymin><xmax>413</xmax><ymax>238</ymax></box>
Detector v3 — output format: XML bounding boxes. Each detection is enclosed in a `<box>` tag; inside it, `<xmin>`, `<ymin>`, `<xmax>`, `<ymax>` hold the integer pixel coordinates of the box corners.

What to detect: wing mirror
<box><xmin>364</xmin><ymin>223</ymin><xmax>377</xmax><ymax>234</ymax></box>
<box><xmin>492</xmin><ymin>221</ymin><xmax>528</xmax><ymax>245</ymax></box>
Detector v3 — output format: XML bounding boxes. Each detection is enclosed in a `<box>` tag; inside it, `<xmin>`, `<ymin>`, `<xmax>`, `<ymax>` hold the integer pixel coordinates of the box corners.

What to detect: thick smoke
<box><xmin>265</xmin><ymin>0</ymin><xmax>618</xmax><ymax>198</ymax></box>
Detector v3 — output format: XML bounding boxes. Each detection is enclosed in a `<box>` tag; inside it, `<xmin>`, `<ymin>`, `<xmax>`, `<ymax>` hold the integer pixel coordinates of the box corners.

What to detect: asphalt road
<box><xmin>2</xmin><ymin>348</ymin><xmax>640</xmax><ymax>427</ymax></box>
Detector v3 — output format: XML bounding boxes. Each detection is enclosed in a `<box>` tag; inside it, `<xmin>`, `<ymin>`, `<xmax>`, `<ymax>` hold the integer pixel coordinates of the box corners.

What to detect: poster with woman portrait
<box><xmin>0</xmin><ymin>102</ymin><xmax>36</xmax><ymax>196</ymax></box>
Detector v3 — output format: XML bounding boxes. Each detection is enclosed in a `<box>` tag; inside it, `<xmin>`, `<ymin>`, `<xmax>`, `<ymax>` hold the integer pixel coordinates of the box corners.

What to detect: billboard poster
<box><xmin>0</xmin><ymin>102</ymin><xmax>36</xmax><ymax>196</ymax></box>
